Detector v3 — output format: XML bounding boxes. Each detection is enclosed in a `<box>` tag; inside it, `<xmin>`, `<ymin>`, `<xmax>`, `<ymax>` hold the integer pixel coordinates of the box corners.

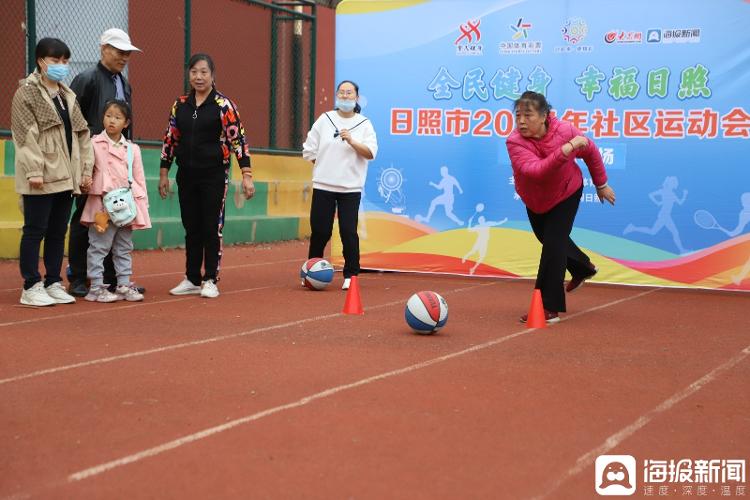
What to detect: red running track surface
<box><xmin>0</xmin><ymin>241</ymin><xmax>748</xmax><ymax>499</ymax></box>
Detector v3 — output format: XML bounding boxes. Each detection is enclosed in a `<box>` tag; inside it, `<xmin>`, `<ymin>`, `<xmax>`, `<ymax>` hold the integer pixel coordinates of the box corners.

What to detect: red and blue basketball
<box><xmin>405</xmin><ymin>291</ymin><xmax>448</xmax><ymax>334</ymax></box>
<box><xmin>300</xmin><ymin>258</ymin><xmax>334</xmax><ymax>290</ymax></box>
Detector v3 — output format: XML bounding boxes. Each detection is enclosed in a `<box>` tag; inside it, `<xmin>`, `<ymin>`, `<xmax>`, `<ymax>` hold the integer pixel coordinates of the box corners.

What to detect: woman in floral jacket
<box><xmin>158</xmin><ymin>53</ymin><xmax>255</xmax><ymax>299</ymax></box>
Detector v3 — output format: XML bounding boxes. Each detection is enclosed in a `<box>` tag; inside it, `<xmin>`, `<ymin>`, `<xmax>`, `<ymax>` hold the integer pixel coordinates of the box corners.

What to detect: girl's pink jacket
<box><xmin>505</xmin><ymin>115</ymin><xmax>607</xmax><ymax>214</ymax></box>
<box><xmin>81</xmin><ymin>133</ymin><xmax>152</xmax><ymax>230</ymax></box>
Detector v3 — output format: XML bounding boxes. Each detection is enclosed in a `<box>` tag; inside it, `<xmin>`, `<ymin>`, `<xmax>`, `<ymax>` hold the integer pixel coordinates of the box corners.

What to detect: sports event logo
<box><xmin>662</xmin><ymin>28</ymin><xmax>701</xmax><ymax>44</ymax></box>
<box><xmin>455</xmin><ymin>19</ymin><xmax>483</xmax><ymax>56</ymax></box>
<box><xmin>510</xmin><ymin>17</ymin><xmax>531</xmax><ymax>39</ymax></box>
<box><xmin>647</xmin><ymin>29</ymin><xmax>662</xmax><ymax>43</ymax></box>
<box><xmin>500</xmin><ymin>17</ymin><xmax>542</xmax><ymax>55</ymax></box>
<box><xmin>555</xmin><ymin>17</ymin><xmax>593</xmax><ymax>53</ymax></box>
<box><xmin>377</xmin><ymin>166</ymin><xmax>406</xmax><ymax>214</ymax></box>
<box><xmin>596</xmin><ymin>455</ymin><xmax>637</xmax><ymax>496</ymax></box>
<box><xmin>604</xmin><ymin>30</ymin><xmax>643</xmax><ymax>44</ymax></box>
<box><xmin>561</xmin><ymin>17</ymin><xmax>588</xmax><ymax>44</ymax></box>
<box><xmin>646</xmin><ymin>28</ymin><xmax>701</xmax><ymax>44</ymax></box>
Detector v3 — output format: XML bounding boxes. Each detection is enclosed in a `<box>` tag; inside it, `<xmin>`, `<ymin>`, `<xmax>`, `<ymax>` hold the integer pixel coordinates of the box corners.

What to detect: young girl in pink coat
<box><xmin>81</xmin><ymin>100</ymin><xmax>151</xmax><ymax>302</ymax></box>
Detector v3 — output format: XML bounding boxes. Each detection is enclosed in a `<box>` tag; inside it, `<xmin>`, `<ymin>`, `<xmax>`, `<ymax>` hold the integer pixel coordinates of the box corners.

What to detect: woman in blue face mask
<box><xmin>10</xmin><ymin>38</ymin><xmax>94</xmax><ymax>307</ymax></box>
<box><xmin>302</xmin><ymin>80</ymin><xmax>379</xmax><ymax>290</ymax></box>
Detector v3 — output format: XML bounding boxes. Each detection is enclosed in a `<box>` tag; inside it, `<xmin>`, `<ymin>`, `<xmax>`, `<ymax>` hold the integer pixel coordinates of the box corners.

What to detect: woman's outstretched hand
<box><xmin>597</xmin><ymin>185</ymin><xmax>616</xmax><ymax>206</ymax></box>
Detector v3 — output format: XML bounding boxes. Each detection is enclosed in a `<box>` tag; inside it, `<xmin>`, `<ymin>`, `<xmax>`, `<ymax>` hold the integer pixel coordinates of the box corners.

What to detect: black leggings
<box><xmin>20</xmin><ymin>191</ymin><xmax>73</xmax><ymax>290</ymax></box>
<box><xmin>308</xmin><ymin>189</ymin><xmax>361</xmax><ymax>278</ymax></box>
<box><xmin>176</xmin><ymin>167</ymin><xmax>229</xmax><ymax>285</ymax></box>
<box><xmin>526</xmin><ymin>186</ymin><xmax>593</xmax><ymax>312</ymax></box>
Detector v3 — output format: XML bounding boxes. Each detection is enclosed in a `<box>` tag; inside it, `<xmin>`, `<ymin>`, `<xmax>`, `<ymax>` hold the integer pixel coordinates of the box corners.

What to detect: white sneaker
<box><xmin>116</xmin><ymin>284</ymin><xmax>144</xmax><ymax>302</ymax></box>
<box><xmin>84</xmin><ymin>285</ymin><xmax>120</xmax><ymax>303</ymax></box>
<box><xmin>20</xmin><ymin>282</ymin><xmax>56</xmax><ymax>307</ymax></box>
<box><xmin>45</xmin><ymin>281</ymin><xmax>76</xmax><ymax>304</ymax></box>
<box><xmin>342</xmin><ymin>278</ymin><xmax>351</xmax><ymax>290</ymax></box>
<box><xmin>201</xmin><ymin>279</ymin><xmax>220</xmax><ymax>298</ymax></box>
<box><xmin>170</xmin><ymin>278</ymin><xmax>201</xmax><ymax>295</ymax></box>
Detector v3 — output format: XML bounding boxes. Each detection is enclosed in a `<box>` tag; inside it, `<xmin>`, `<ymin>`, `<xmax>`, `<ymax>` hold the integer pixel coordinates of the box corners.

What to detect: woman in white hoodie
<box><xmin>302</xmin><ymin>80</ymin><xmax>378</xmax><ymax>290</ymax></box>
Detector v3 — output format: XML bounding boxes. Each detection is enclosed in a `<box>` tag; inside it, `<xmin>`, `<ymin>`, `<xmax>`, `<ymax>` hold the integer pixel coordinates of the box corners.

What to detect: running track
<box><xmin>1</xmin><ymin>241</ymin><xmax>748</xmax><ymax>499</ymax></box>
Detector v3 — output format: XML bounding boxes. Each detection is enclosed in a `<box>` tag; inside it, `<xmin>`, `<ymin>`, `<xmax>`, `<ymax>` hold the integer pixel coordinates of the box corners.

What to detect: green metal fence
<box><xmin>1</xmin><ymin>0</ymin><xmax>317</xmax><ymax>153</ymax></box>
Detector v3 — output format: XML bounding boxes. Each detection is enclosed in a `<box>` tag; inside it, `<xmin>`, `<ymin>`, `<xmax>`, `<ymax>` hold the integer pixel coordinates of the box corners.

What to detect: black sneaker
<box><xmin>566</xmin><ymin>264</ymin><xmax>598</xmax><ymax>293</ymax></box>
<box><xmin>68</xmin><ymin>280</ymin><xmax>89</xmax><ymax>297</ymax></box>
<box><xmin>520</xmin><ymin>309</ymin><xmax>560</xmax><ymax>324</ymax></box>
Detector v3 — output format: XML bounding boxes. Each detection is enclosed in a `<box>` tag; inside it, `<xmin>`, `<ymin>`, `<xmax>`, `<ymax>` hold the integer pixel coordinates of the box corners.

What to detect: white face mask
<box><xmin>336</xmin><ymin>98</ymin><xmax>356</xmax><ymax>112</ymax></box>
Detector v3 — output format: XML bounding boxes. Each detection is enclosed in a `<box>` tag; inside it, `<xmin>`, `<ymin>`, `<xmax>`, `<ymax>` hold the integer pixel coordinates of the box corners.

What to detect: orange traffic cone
<box><xmin>526</xmin><ymin>289</ymin><xmax>547</xmax><ymax>329</ymax></box>
<box><xmin>342</xmin><ymin>276</ymin><xmax>364</xmax><ymax>315</ymax></box>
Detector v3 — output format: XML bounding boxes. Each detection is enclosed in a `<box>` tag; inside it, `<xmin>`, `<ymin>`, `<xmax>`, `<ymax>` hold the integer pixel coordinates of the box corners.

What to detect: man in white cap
<box><xmin>67</xmin><ymin>28</ymin><xmax>143</xmax><ymax>297</ymax></box>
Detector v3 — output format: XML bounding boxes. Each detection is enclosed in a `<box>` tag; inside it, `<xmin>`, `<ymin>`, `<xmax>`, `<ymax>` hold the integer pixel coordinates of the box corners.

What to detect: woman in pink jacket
<box><xmin>506</xmin><ymin>91</ymin><xmax>616</xmax><ymax>323</ymax></box>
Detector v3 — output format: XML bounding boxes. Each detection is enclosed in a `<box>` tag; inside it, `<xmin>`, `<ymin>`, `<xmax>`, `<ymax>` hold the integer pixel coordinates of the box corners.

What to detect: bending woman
<box><xmin>505</xmin><ymin>91</ymin><xmax>615</xmax><ymax>323</ymax></box>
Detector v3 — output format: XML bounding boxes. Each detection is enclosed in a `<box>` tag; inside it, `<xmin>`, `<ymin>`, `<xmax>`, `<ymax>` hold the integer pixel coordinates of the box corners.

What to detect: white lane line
<box><xmin>0</xmin><ymin>285</ymin><xmax>279</xmax><ymax>328</ymax></box>
<box><xmin>0</xmin><ymin>310</ymin><xmax>337</xmax><ymax>386</ymax></box>
<box><xmin>0</xmin><ymin>273</ymin><xmax>485</xmax><ymax>328</ymax></box>
<box><xmin>0</xmin><ymin>282</ymin><xmax>497</xmax><ymax>386</ymax></box>
<box><xmin>534</xmin><ymin>343</ymin><xmax>750</xmax><ymax>499</ymax></box>
<box><xmin>66</xmin><ymin>288</ymin><xmax>657</xmax><ymax>483</ymax></box>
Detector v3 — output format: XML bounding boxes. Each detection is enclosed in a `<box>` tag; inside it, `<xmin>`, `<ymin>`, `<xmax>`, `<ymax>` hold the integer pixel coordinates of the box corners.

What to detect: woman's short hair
<box><xmin>35</xmin><ymin>38</ymin><xmax>71</xmax><ymax>71</ymax></box>
<box><xmin>188</xmin><ymin>53</ymin><xmax>215</xmax><ymax>73</ymax></box>
<box><xmin>186</xmin><ymin>53</ymin><xmax>216</xmax><ymax>91</ymax></box>
<box><xmin>513</xmin><ymin>91</ymin><xmax>552</xmax><ymax>116</ymax></box>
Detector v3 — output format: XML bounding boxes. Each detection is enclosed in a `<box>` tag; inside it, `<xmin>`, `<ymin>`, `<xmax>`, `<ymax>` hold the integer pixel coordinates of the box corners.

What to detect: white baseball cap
<box><xmin>100</xmin><ymin>28</ymin><xmax>141</xmax><ymax>52</ymax></box>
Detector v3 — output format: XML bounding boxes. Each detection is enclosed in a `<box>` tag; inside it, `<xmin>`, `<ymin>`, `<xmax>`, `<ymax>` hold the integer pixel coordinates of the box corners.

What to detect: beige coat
<box><xmin>11</xmin><ymin>71</ymin><xmax>93</xmax><ymax>195</ymax></box>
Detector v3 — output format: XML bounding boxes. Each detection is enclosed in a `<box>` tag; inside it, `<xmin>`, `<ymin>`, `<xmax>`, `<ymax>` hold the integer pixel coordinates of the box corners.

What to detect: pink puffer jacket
<box><xmin>506</xmin><ymin>115</ymin><xmax>607</xmax><ymax>214</ymax></box>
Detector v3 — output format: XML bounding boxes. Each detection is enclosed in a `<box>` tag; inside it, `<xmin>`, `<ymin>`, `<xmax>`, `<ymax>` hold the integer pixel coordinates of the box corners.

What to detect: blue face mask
<box><xmin>336</xmin><ymin>98</ymin><xmax>356</xmax><ymax>112</ymax></box>
<box><xmin>45</xmin><ymin>63</ymin><xmax>70</xmax><ymax>82</ymax></box>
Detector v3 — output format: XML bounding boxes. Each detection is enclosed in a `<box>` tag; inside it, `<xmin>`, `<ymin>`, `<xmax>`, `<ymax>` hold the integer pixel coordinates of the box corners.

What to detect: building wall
<box><xmin>1</xmin><ymin>0</ymin><xmax>27</xmax><ymax>132</ymax></box>
<box><xmin>2</xmin><ymin>1</ymin><xmax>335</xmax><ymax>148</ymax></box>
<box><xmin>128</xmin><ymin>0</ymin><xmax>194</xmax><ymax>142</ymax></box>
<box><xmin>127</xmin><ymin>0</ymin><xmax>334</xmax><ymax>148</ymax></box>
<box><xmin>314</xmin><ymin>6</ymin><xmax>336</xmax><ymax>118</ymax></box>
